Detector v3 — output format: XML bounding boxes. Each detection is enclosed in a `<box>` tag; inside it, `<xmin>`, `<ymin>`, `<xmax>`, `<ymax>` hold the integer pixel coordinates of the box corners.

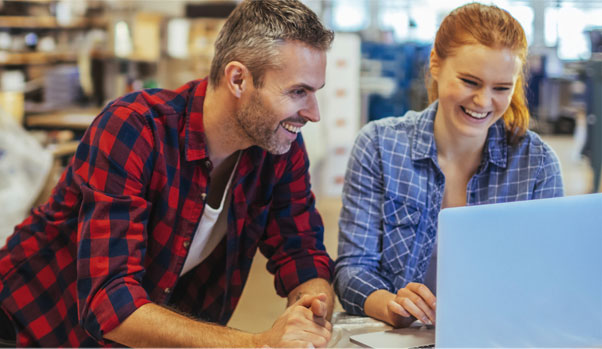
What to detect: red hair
<box><xmin>426</xmin><ymin>3</ymin><xmax>529</xmax><ymax>143</ymax></box>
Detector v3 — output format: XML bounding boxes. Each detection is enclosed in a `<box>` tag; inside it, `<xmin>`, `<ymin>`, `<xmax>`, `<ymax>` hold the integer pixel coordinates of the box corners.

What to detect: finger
<box><xmin>301</xmin><ymin>329</ymin><xmax>330</xmax><ymax>348</ymax></box>
<box><xmin>311</xmin><ymin>317</ymin><xmax>332</xmax><ymax>332</ymax></box>
<box><xmin>407</xmin><ymin>283</ymin><xmax>437</xmax><ymax>309</ymax></box>
<box><xmin>399</xmin><ymin>297</ymin><xmax>432</xmax><ymax>325</ymax></box>
<box><xmin>388</xmin><ymin>299</ymin><xmax>411</xmax><ymax>317</ymax></box>
<box><xmin>401</xmin><ymin>285</ymin><xmax>436</xmax><ymax>324</ymax></box>
<box><xmin>295</xmin><ymin>293</ymin><xmax>327</xmax><ymax>308</ymax></box>
<box><xmin>282</xmin><ymin>340</ymin><xmax>314</xmax><ymax>348</ymax></box>
<box><xmin>309</xmin><ymin>298</ymin><xmax>327</xmax><ymax>318</ymax></box>
<box><xmin>301</xmin><ymin>318</ymin><xmax>332</xmax><ymax>339</ymax></box>
<box><xmin>283</xmin><ymin>326</ymin><xmax>330</xmax><ymax>348</ymax></box>
<box><xmin>290</xmin><ymin>306</ymin><xmax>332</xmax><ymax>337</ymax></box>
<box><xmin>312</xmin><ymin>313</ymin><xmax>328</xmax><ymax>328</ymax></box>
<box><xmin>412</xmin><ymin>296</ymin><xmax>436</xmax><ymax>324</ymax></box>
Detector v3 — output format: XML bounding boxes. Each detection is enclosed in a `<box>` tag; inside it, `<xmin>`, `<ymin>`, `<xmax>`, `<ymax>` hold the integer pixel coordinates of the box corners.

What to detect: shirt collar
<box><xmin>183</xmin><ymin>78</ymin><xmax>266</xmax><ymax>178</ymax></box>
<box><xmin>411</xmin><ymin>101</ymin><xmax>508</xmax><ymax>168</ymax></box>
<box><xmin>184</xmin><ymin>78</ymin><xmax>210</xmax><ymax>162</ymax></box>
<box><xmin>410</xmin><ymin>102</ymin><xmax>438</xmax><ymax>161</ymax></box>
<box><xmin>483</xmin><ymin>117</ymin><xmax>508</xmax><ymax>168</ymax></box>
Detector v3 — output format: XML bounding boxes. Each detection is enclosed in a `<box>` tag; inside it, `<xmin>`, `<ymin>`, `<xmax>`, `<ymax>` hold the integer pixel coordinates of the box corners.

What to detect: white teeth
<box><xmin>281</xmin><ymin>122</ymin><xmax>301</xmax><ymax>133</ymax></box>
<box><xmin>463</xmin><ymin>107</ymin><xmax>488</xmax><ymax>119</ymax></box>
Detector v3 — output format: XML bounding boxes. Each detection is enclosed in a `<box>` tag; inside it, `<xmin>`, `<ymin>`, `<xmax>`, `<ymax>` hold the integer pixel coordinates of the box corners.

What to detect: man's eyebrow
<box><xmin>291</xmin><ymin>82</ymin><xmax>326</xmax><ymax>92</ymax></box>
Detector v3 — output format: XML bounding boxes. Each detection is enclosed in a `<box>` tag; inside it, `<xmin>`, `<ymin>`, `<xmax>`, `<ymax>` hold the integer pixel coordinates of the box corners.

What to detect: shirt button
<box><xmin>201</xmin><ymin>193</ymin><xmax>207</xmax><ymax>201</ymax></box>
<box><xmin>164</xmin><ymin>287</ymin><xmax>171</xmax><ymax>294</ymax></box>
<box><xmin>183</xmin><ymin>241</ymin><xmax>190</xmax><ymax>248</ymax></box>
<box><xmin>204</xmin><ymin>159</ymin><xmax>212</xmax><ymax>169</ymax></box>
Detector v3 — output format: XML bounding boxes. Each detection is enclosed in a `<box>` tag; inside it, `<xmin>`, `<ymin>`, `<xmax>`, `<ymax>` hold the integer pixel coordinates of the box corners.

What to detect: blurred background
<box><xmin>0</xmin><ymin>0</ymin><xmax>600</xmax><ymax>334</ymax></box>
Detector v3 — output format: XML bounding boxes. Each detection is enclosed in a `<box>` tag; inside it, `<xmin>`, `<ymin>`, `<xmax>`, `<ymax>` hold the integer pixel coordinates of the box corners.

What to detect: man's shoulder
<box><xmin>106</xmin><ymin>79</ymin><xmax>203</xmax><ymax>119</ymax></box>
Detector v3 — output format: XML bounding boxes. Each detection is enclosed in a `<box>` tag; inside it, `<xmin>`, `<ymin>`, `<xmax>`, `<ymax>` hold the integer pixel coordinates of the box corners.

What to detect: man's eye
<box><xmin>292</xmin><ymin>89</ymin><xmax>306</xmax><ymax>97</ymax></box>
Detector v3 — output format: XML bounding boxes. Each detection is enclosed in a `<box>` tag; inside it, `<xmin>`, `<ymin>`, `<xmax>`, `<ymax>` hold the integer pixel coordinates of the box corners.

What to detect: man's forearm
<box><xmin>104</xmin><ymin>303</ymin><xmax>258</xmax><ymax>348</ymax></box>
<box><xmin>287</xmin><ymin>277</ymin><xmax>334</xmax><ymax>320</ymax></box>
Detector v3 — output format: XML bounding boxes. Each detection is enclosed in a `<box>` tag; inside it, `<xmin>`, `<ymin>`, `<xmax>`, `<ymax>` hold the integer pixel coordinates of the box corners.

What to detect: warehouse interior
<box><xmin>0</xmin><ymin>0</ymin><xmax>601</xmax><ymax>334</ymax></box>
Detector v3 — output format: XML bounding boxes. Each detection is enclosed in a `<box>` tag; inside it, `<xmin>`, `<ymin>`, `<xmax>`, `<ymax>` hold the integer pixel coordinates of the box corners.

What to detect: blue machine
<box><xmin>362</xmin><ymin>41</ymin><xmax>431</xmax><ymax>121</ymax></box>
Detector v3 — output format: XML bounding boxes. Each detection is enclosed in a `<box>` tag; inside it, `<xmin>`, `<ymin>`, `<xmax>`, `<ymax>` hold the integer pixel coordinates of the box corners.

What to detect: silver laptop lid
<box><xmin>436</xmin><ymin>193</ymin><xmax>602</xmax><ymax>347</ymax></box>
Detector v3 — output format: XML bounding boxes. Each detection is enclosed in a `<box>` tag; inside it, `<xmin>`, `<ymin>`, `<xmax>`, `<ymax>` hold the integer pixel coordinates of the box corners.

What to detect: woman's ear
<box><xmin>429</xmin><ymin>49</ymin><xmax>441</xmax><ymax>81</ymax></box>
<box><xmin>224</xmin><ymin>61</ymin><xmax>251</xmax><ymax>98</ymax></box>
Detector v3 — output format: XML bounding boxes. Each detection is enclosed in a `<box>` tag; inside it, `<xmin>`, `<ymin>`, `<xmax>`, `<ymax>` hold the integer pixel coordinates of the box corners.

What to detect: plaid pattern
<box><xmin>0</xmin><ymin>79</ymin><xmax>333</xmax><ymax>347</ymax></box>
<box><xmin>334</xmin><ymin>102</ymin><xmax>564</xmax><ymax>316</ymax></box>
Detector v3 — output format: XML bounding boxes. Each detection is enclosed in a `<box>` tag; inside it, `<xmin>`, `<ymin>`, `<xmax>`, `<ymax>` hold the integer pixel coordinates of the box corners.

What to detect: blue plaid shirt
<box><xmin>334</xmin><ymin>102</ymin><xmax>564</xmax><ymax>315</ymax></box>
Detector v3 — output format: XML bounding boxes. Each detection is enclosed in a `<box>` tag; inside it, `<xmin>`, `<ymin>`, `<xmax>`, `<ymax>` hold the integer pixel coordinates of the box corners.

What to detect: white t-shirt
<box><xmin>180</xmin><ymin>154</ymin><xmax>240</xmax><ymax>276</ymax></box>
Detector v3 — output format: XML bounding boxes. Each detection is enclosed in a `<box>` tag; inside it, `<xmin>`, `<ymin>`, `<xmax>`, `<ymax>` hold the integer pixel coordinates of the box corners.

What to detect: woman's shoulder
<box><xmin>512</xmin><ymin>129</ymin><xmax>560</xmax><ymax>163</ymax></box>
<box><xmin>358</xmin><ymin>107</ymin><xmax>432</xmax><ymax>142</ymax></box>
<box><xmin>516</xmin><ymin>130</ymin><xmax>552</xmax><ymax>152</ymax></box>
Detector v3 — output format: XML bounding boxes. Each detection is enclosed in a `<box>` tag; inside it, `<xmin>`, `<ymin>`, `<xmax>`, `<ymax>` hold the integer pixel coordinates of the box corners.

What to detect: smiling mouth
<box><xmin>280</xmin><ymin>121</ymin><xmax>302</xmax><ymax>134</ymax></box>
<box><xmin>461</xmin><ymin>106</ymin><xmax>490</xmax><ymax>120</ymax></box>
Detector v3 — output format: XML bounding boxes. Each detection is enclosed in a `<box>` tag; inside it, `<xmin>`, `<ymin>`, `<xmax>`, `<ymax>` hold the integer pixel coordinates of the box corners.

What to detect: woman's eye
<box><xmin>460</xmin><ymin>78</ymin><xmax>477</xmax><ymax>86</ymax></box>
<box><xmin>494</xmin><ymin>86</ymin><xmax>511</xmax><ymax>91</ymax></box>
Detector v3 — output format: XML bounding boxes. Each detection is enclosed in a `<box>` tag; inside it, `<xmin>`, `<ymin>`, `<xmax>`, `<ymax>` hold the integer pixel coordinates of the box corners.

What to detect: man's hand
<box><xmin>286</xmin><ymin>278</ymin><xmax>334</xmax><ymax>320</ymax></box>
<box><xmin>255</xmin><ymin>293</ymin><xmax>332</xmax><ymax>348</ymax></box>
<box><xmin>387</xmin><ymin>282</ymin><xmax>436</xmax><ymax>327</ymax></box>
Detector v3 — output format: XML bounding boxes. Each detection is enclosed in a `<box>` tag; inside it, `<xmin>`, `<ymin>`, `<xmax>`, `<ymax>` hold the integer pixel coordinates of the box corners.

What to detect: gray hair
<box><xmin>209</xmin><ymin>0</ymin><xmax>334</xmax><ymax>87</ymax></box>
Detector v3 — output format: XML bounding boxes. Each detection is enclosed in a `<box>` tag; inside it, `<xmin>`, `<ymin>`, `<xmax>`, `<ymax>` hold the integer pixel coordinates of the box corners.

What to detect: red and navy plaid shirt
<box><xmin>0</xmin><ymin>79</ymin><xmax>334</xmax><ymax>347</ymax></box>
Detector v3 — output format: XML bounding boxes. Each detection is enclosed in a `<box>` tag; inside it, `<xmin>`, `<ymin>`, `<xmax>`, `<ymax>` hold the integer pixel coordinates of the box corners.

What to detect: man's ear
<box><xmin>224</xmin><ymin>61</ymin><xmax>251</xmax><ymax>98</ymax></box>
<box><xmin>429</xmin><ymin>49</ymin><xmax>441</xmax><ymax>81</ymax></box>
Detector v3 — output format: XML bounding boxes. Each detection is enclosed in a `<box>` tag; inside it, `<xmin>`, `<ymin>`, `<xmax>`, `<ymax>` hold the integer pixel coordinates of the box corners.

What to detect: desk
<box><xmin>329</xmin><ymin>312</ymin><xmax>392</xmax><ymax>348</ymax></box>
<box><xmin>25</xmin><ymin>109</ymin><xmax>98</xmax><ymax>130</ymax></box>
<box><xmin>25</xmin><ymin>109</ymin><xmax>99</xmax><ymax>206</ymax></box>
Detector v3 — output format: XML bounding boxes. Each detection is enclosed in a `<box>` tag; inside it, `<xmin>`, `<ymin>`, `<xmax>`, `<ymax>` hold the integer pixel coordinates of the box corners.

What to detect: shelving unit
<box><xmin>0</xmin><ymin>0</ymin><xmax>109</xmax><ymax>123</ymax></box>
<box><xmin>0</xmin><ymin>51</ymin><xmax>77</xmax><ymax>65</ymax></box>
<box><xmin>25</xmin><ymin>108</ymin><xmax>97</xmax><ymax>129</ymax></box>
<box><xmin>0</xmin><ymin>0</ymin><xmax>233</xmax><ymax>210</ymax></box>
<box><xmin>1</xmin><ymin>15</ymin><xmax>82</xmax><ymax>28</ymax></box>
<box><xmin>0</xmin><ymin>0</ymin><xmax>108</xmax><ymax>194</ymax></box>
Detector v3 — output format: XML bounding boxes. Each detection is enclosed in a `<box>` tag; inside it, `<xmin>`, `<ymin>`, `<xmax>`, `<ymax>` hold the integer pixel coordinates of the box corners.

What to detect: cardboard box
<box><xmin>0</xmin><ymin>91</ymin><xmax>24</xmax><ymax>124</ymax></box>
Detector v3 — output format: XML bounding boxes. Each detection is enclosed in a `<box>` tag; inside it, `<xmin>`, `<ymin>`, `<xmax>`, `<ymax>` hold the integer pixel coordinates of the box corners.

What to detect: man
<box><xmin>0</xmin><ymin>1</ymin><xmax>335</xmax><ymax>347</ymax></box>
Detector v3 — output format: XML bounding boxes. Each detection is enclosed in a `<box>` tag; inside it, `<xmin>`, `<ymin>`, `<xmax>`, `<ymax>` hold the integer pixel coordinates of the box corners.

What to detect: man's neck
<box><xmin>203</xmin><ymin>84</ymin><xmax>250</xmax><ymax>169</ymax></box>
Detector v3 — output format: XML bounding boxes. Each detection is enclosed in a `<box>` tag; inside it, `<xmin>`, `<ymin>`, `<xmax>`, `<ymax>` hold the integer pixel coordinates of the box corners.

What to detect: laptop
<box><xmin>350</xmin><ymin>193</ymin><xmax>602</xmax><ymax>348</ymax></box>
<box><xmin>349</xmin><ymin>323</ymin><xmax>434</xmax><ymax>348</ymax></box>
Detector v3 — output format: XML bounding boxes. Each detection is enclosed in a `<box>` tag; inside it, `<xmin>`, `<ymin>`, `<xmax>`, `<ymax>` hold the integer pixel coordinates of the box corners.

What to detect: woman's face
<box><xmin>431</xmin><ymin>43</ymin><xmax>521</xmax><ymax>140</ymax></box>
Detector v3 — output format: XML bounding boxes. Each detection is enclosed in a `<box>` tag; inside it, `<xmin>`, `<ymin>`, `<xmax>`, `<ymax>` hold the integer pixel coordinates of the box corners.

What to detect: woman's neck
<box><xmin>433</xmin><ymin>108</ymin><xmax>486</xmax><ymax>174</ymax></box>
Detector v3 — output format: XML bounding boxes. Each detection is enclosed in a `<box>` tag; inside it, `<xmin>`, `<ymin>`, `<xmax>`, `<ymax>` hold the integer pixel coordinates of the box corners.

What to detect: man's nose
<box><xmin>299</xmin><ymin>94</ymin><xmax>320</xmax><ymax>123</ymax></box>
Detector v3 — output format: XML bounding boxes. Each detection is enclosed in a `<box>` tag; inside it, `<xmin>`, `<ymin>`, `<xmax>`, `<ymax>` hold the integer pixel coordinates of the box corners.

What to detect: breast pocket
<box><xmin>381</xmin><ymin>198</ymin><xmax>421</xmax><ymax>275</ymax></box>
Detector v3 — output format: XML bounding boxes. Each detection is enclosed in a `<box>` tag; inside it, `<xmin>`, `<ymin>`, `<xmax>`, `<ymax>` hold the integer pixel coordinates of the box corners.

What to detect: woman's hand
<box><xmin>388</xmin><ymin>282</ymin><xmax>436</xmax><ymax>326</ymax></box>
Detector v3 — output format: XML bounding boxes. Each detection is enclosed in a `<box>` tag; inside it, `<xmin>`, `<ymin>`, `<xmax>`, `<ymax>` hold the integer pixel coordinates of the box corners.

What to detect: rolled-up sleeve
<box><xmin>334</xmin><ymin>123</ymin><xmax>393</xmax><ymax>316</ymax></box>
<box><xmin>259</xmin><ymin>135</ymin><xmax>334</xmax><ymax>297</ymax></box>
<box><xmin>73</xmin><ymin>104</ymin><xmax>155</xmax><ymax>341</ymax></box>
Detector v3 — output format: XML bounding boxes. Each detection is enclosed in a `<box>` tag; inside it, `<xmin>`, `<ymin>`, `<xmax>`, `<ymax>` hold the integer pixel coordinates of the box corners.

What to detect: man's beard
<box><xmin>234</xmin><ymin>90</ymin><xmax>294</xmax><ymax>155</ymax></box>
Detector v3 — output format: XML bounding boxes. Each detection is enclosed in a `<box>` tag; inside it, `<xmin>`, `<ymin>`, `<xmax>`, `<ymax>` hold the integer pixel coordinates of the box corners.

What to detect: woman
<box><xmin>334</xmin><ymin>3</ymin><xmax>563</xmax><ymax>328</ymax></box>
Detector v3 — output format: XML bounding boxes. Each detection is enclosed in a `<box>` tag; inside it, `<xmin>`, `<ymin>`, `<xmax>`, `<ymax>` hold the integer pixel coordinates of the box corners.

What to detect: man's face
<box><xmin>234</xmin><ymin>41</ymin><xmax>327</xmax><ymax>155</ymax></box>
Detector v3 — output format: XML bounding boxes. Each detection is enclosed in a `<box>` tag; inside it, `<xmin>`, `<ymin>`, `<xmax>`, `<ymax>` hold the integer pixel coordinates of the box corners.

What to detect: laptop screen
<box><xmin>436</xmin><ymin>193</ymin><xmax>602</xmax><ymax>347</ymax></box>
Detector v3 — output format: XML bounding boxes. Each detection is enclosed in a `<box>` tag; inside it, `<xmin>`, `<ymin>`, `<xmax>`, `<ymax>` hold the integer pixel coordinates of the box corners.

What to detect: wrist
<box><xmin>251</xmin><ymin>331</ymin><xmax>267</xmax><ymax>348</ymax></box>
<box><xmin>364</xmin><ymin>289</ymin><xmax>396</xmax><ymax>322</ymax></box>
